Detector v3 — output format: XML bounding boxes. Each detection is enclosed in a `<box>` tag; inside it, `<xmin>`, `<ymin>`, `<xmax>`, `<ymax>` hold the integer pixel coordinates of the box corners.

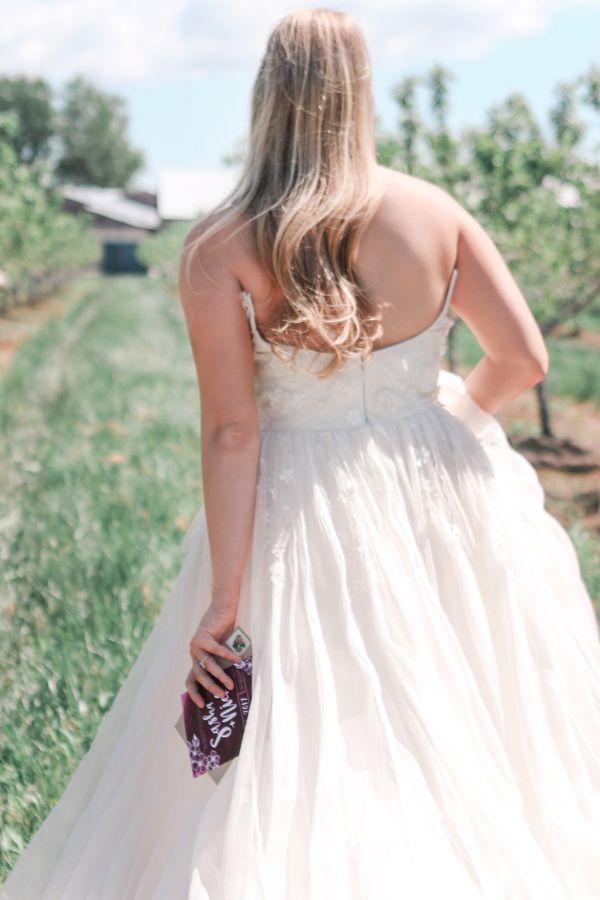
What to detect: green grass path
<box><xmin>0</xmin><ymin>274</ymin><xmax>201</xmax><ymax>876</ymax></box>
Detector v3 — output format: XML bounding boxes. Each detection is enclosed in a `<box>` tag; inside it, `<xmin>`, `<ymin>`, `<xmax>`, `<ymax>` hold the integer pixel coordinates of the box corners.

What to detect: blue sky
<box><xmin>3</xmin><ymin>2</ymin><xmax>599</xmax><ymax>189</ymax></box>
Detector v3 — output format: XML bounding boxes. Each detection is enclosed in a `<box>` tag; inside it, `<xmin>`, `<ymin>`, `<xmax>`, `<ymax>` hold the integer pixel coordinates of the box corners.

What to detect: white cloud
<box><xmin>1</xmin><ymin>0</ymin><xmax>599</xmax><ymax>84</ymax></box>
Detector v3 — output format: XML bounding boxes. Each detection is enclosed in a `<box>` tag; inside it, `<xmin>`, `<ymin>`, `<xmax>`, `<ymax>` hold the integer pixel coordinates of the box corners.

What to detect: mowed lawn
<box><xmin>0</xmin><ymin>274</ymin><xmax>201</xmax><ymax>878</ymax></box>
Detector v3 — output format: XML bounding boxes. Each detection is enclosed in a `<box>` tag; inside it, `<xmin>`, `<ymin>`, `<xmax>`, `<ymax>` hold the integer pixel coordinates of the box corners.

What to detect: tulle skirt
<box><xmin>2</xmin><ymin>370</ymin><xmax>600</xmax><ymax>900</ymax></box>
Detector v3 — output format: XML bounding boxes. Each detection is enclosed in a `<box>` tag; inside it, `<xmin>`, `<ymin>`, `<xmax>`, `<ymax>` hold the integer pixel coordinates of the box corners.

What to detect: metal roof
<box><xmin>60</xmin><ymin>184</ymin><xmax>161</xmax><ymax>229</ymax></box>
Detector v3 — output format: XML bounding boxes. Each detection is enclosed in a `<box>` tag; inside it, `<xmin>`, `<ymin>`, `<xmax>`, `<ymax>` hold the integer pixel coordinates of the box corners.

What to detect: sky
<box><xmin>2</xmin><ymin>1</ymin><xmax>599</xmax><ymax>190</ymax></box>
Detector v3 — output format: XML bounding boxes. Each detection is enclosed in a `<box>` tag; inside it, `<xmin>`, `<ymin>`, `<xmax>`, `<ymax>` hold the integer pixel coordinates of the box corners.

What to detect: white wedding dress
<box><xmin>2</xmin><ymin>266</ymin><xmax>600</xmax><ymax>899</ymax></box>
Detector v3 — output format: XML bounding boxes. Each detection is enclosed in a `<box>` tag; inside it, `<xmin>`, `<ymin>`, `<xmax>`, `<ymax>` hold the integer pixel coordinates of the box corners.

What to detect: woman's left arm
<box><xmin>178</xmin><ymin>220</ymin><xmax>261</xmax><ymax>706</ymax></box>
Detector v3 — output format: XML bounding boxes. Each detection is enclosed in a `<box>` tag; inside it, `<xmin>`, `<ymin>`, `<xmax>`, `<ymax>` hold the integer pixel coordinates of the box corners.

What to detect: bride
<box><xmin>2</xmin><ymin>7</ymin><xmax>600</xmax><ymax>899</ymax></box>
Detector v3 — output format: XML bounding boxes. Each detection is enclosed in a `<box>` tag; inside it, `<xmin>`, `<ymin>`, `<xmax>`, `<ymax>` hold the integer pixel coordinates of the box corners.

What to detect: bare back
<box><xmin>234</xmin><ymin>166</ymin><xmax>459</xmax><ymax>352</ymax></box>
<box><xmin>181</xmin><ymin>163</ymin><xmax>548</xmax><ymax>429</ymax></box>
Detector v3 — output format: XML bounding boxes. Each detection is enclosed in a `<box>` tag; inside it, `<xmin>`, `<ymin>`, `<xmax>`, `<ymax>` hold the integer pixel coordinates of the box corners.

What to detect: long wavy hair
<box><xmin>180</xmin><ymin>7</ymin><xmax>386</xmax><ymax>377</ymax></box>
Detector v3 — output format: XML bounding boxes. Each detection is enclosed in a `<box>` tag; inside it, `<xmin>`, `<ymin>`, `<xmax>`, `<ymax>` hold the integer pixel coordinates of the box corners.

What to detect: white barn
<box><xmin>158</xmin><ymin>166</ymin><xmax>243</xmax><ymax>222</ymax></box>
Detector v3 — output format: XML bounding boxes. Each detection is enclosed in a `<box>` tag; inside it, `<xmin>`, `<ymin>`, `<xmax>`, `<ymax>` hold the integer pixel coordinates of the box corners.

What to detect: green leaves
<box><xmin>0</xmin><ymin>113</ymin><xmax>99</xmax><ymax>297</ymax></box>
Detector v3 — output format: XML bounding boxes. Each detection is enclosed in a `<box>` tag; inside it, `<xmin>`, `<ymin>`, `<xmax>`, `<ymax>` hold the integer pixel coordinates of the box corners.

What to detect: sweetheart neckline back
<box><xmin>240</xmin><ymin>266</ymin><xmax>459</xmax><ymax>358</ymax></box>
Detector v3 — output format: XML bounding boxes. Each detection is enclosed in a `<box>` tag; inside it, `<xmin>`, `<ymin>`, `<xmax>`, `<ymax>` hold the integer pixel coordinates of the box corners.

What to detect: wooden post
<box><xmin>535</xmin><ymin>379</ymin><xmax>553</xmax><ymax>437</ymax></box>
<box><xmin>446</xmin><ymin>322</ymin><xmax>456</xmax><ymax>372</ymax></box>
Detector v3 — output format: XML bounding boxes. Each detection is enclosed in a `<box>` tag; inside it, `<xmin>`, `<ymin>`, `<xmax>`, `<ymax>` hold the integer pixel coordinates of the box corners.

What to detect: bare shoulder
<box><xmin>179</xmin><ymin>208</ymin><xmax>252</xmax><ymax>298</ymax></box>
<box><xmin>180</xmin><ymin>208</ymin><xmax>251</xmax><ymax>264</ymax></box>
<box><xmin>376</xmin><ymin>165</ymin><xmax>460</xmax><ymax>219</ymax></box>
<box><xmin>369</xmin><ymin>166</ymin><xmax>459</xmax><ymax>275</ymax></box>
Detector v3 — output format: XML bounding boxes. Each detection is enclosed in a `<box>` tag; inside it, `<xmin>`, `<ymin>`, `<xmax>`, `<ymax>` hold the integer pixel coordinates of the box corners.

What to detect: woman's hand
<box><xmin>186</xmin><ymin>603</ymin><xmax>243</xmax><ymax>709</ymax></box>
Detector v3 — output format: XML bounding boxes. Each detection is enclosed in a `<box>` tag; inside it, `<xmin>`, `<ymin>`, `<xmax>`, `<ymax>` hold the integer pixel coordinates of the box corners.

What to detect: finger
<box><xmin>193</xmin><ymin>660</ymin><xmax>228</xmax><ymax>698</ymax></box>
<box><xmin>203</xmin><ymin>656</ymin><xmax>235</xmax><ymax>691</ymax></box>
<box><xmin>198</xmin><ymin>631</ymin><xmax>243</xmax><ymax>663</ymax></box>
<box><xmin>185</xmin><ymin>673</ymin><xmax>205</xmax><ymax>709</ymax></box>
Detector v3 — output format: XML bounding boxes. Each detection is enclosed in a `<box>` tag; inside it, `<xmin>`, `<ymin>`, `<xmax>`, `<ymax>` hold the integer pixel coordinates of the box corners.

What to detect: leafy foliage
<box><xmin>136</xmin><ymin>220</ymin><xmax>192</xmax><ymax>280</ymax></box>
<box><xmin>0</xmin><ymin>112</ymin><xmax>99</xmax><ymax>309</ymax></box>
<box><xmin>55</xmin><ymin>76</ymin><xmax>145</xmax><ymax>187</ymax></box>
<box><xmin>0</xmin><ymin>75</ymin><xmax>55</xmax><ymax>164</ymax></box>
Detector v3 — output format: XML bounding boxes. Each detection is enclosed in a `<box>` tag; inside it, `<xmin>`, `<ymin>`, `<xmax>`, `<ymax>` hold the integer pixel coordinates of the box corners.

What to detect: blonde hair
<box><xmin>180</xmin><ymin>7</ymin><xmax>385</xmax><ymax>377</ymax></box>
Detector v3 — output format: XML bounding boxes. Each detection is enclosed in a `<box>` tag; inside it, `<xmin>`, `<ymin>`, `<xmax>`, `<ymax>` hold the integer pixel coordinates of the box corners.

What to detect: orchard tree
<box><xmin>55</xmin><ymin>75</ymin><xmax>144</xmax><ymax>187</ymax></box>
<box><xmin>0</xmin><ymin>111</ymin><xmax>98</xmax><ymax>308</ymax></box>
<box><xmin>0</xmin><ymin>76</ymin><xmax>55</xmax><ymax>164</ymax></box>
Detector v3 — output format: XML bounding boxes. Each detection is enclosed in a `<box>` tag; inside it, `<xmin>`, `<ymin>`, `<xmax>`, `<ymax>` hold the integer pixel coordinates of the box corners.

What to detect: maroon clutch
<box><xmin>175</xmin><ymin>626</ymin><xmax>253</xmax><ymax>784</ymax></box>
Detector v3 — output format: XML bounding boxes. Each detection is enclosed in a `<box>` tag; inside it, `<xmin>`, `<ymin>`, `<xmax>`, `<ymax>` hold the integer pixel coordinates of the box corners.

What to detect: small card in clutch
<box><xmin>175</xmin><ymin>625</ymin><xmax>253</xmax><ymax>784</ymax></box>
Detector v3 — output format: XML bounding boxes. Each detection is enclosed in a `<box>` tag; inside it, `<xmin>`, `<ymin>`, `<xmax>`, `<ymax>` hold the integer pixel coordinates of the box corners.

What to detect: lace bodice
<box><xmin>240</xmin><ymin>267</ymin><xmax>458</xmax><ymax>431</ymax></box>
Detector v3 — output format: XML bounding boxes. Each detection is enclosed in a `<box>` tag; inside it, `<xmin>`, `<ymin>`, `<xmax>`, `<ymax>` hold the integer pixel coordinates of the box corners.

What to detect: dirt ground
<box><xmin>0</xmin><ymin>291</ymin><xmax>70</xmax><ymax>373</ymax></box>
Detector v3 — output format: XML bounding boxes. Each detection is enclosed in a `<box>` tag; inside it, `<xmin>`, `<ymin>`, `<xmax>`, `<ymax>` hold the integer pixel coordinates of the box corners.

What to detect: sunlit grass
<box><xmin>0</xmin><ymin>274</ymin><xmax>200</xmax><ymax>876</ymax></box>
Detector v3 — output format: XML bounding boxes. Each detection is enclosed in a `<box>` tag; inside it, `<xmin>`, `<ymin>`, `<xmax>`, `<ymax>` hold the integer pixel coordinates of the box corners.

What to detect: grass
<box><xmin>577</xmin><ymin>305</ymin><xmax>600</xmax><ymax>333</ymax></box>
<box><xmin>0</xmin><ymin>274</ymin><xmax>200</xmax><ymax>876</ymax></box>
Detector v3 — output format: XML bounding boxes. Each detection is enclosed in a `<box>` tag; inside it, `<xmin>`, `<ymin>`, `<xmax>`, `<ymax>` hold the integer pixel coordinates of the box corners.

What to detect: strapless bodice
<box><xmin>240</xmin><ymin>268</ymin><xmax>458</xmax><ymax>432</ymax></box>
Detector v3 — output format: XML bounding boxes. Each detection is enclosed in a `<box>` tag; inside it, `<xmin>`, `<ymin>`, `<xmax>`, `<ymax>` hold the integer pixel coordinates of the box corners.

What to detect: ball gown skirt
<box><xmin>2</xmin><ymin>266</ymin><xmax>599</xmax><ymax>899</ymax></box>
